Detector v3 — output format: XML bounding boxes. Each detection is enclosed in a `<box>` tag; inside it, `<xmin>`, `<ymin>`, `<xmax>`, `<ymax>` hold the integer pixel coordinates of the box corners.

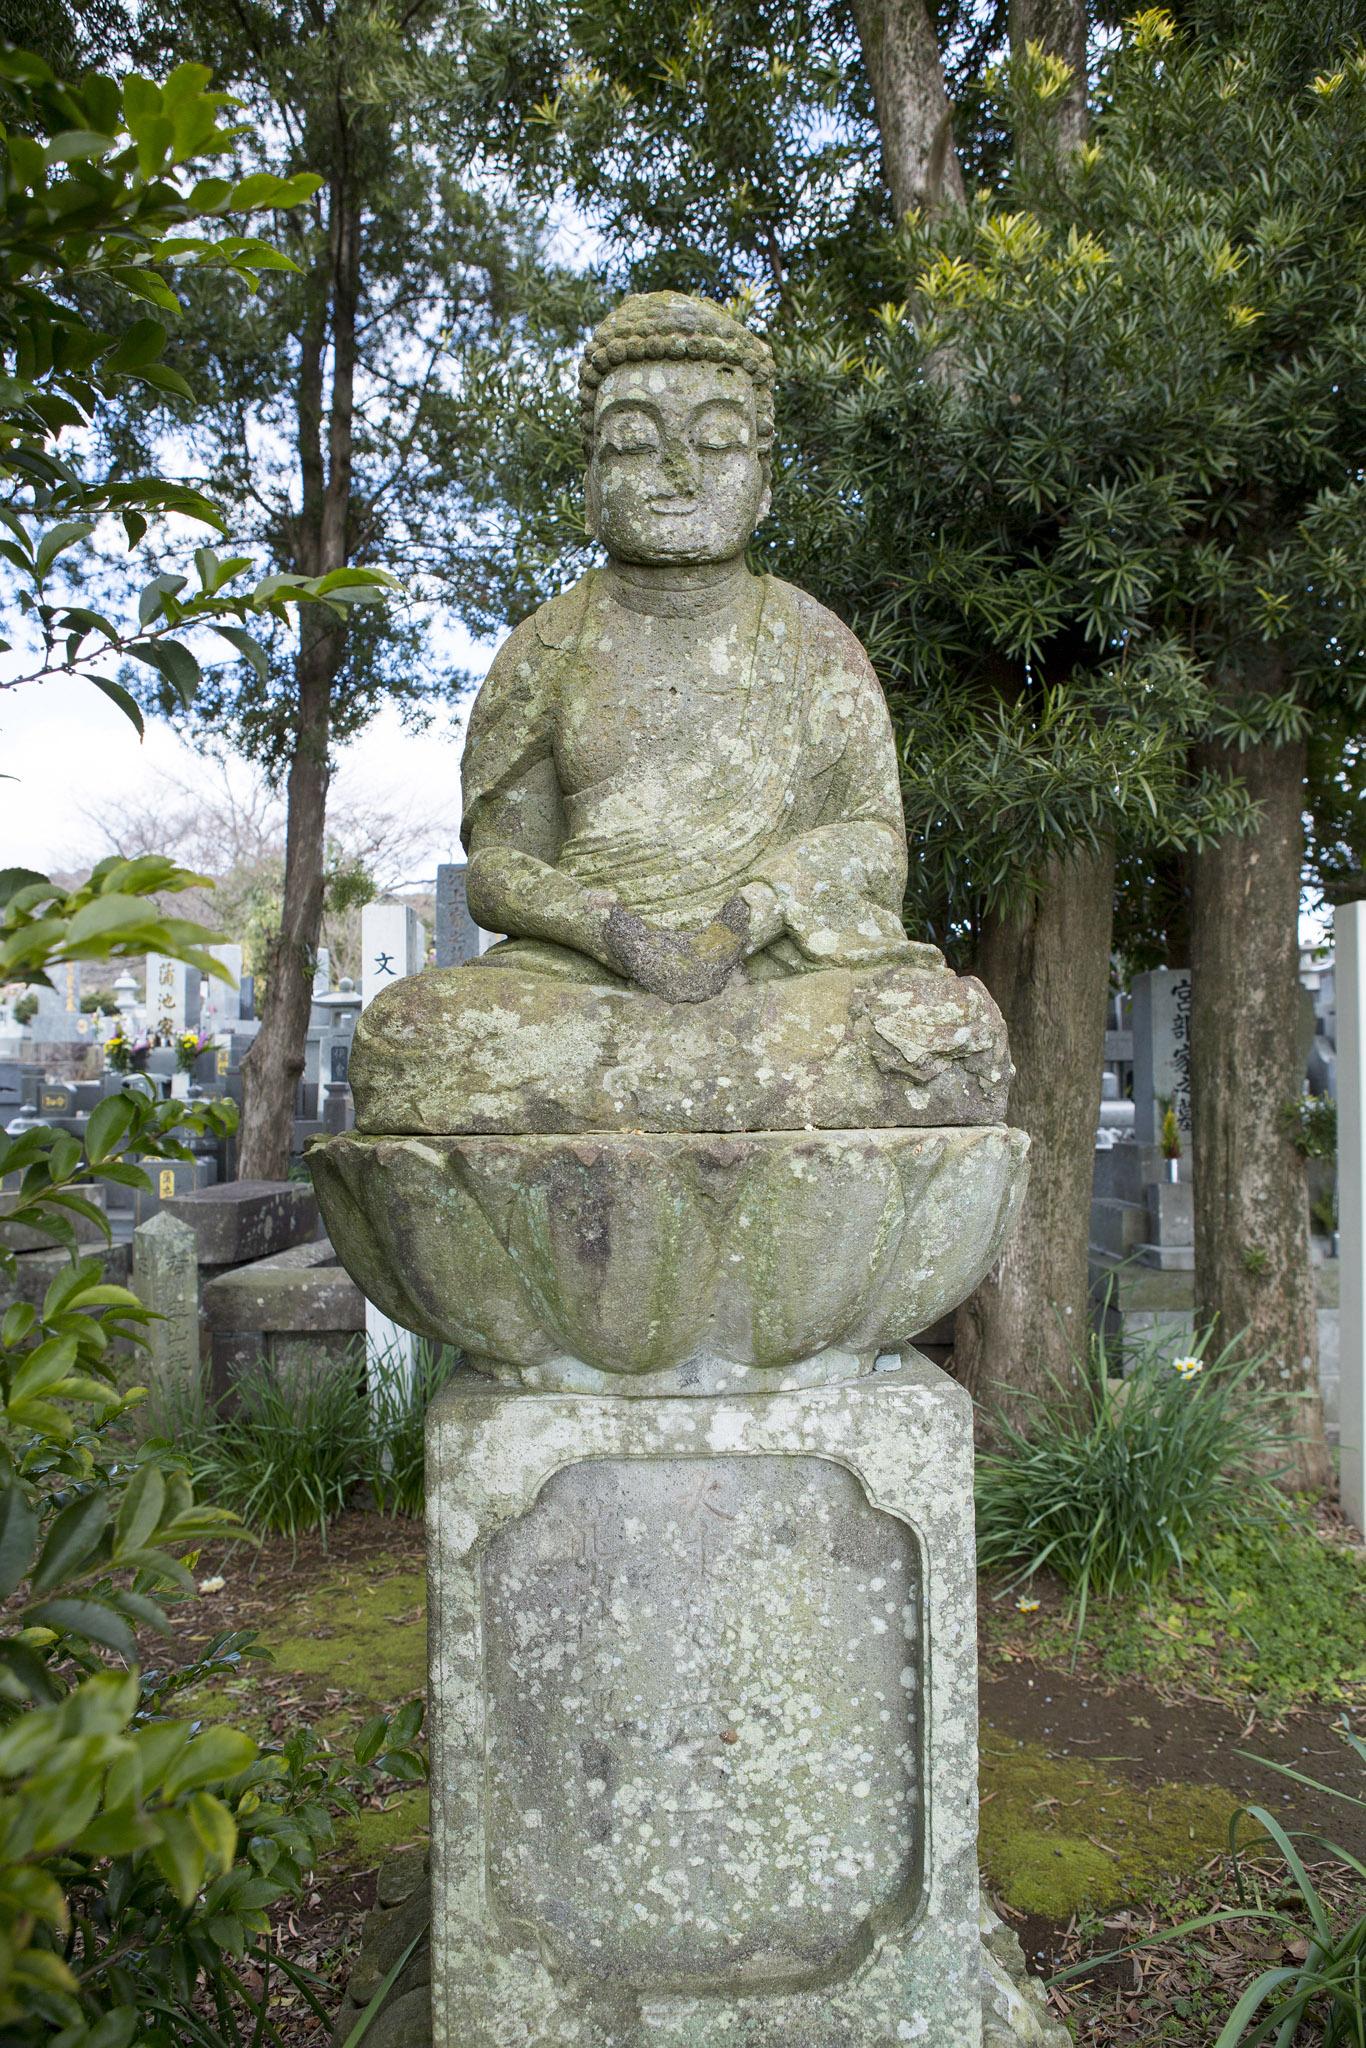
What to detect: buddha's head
<box><xmin>580</xmin><ymin>292</ymin><xmax>775</xmax><ymax>566</ymax></box>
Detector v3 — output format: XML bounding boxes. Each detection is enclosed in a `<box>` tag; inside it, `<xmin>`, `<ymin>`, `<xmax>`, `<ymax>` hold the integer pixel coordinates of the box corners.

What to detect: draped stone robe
<box><xmin>462</xmin><ymin>568</ymin><xmax>924</xmax><ymax>978</ymax></box>
<box><xmin>350</xmin><ymin>569</ymin><xmax>1011</xmax><ymax>1135</ymax></box>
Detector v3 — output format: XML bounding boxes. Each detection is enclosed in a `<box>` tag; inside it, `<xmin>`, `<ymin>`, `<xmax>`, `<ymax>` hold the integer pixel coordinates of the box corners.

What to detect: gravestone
<box><xmin>1337</xmin><ymin>900</ymin><xmax>1365</xmax><ymax>1531</ymax></box>
<box><xmin>200</xmin><ymin>943</ymin><xmax>243</xmax><ymax>1044</ymax></box>
<box><xmin>357</xmin><ymin>903</ymin><xmax>426</xmax><ymax>1391</ymax></box>
<box><xmin>316</xmin><ymin>291</ymin><xmax>1060</xmax><ymax>2048</ymax></box>
<box><xmin>133</xmin><ymin>1158</ymin><xmax>205</xmax><ymax>1222</ymax></box>
<box><xmin>145</xmin><ymin>953</ymin><xmax>201</xmax><ymax>1043</ymax></box>
<box><xmin>361</xmin><ymin>902</ymin><xmax>426</xmax><ymax>1008</ymax></box>
<box><xmin>1130</xmin><ymin>967</ymin><xmax>1192</xmax><ymax>1148</ymax></box>
<box><xmin>434</xmin><ymin>861</ymin><xmax>490</xmax><ymax>968</ymax></box>
<box><xmin>26</xmin><ymin>969</ymin><xmax>87</xmax><ymax>1044</ymax></box>
<box><xmin>132</xmin><ymin>1211</ymin><xmax>199</xmax><ymax>1402</ymax></box>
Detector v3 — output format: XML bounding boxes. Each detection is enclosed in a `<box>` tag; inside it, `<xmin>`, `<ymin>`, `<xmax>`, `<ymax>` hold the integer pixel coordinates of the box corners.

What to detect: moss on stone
<box><xmin>979</xmin><ymin>1735</ymin><xmax>1234</xmax><ymax>1919</ymax></box>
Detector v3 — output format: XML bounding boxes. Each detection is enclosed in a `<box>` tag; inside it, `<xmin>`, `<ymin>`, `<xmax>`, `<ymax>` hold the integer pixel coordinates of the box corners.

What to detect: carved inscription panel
<box><xmin>481</xmin><ymin>1454</ymin><xmax>922</xmax><ymax>1990</ymax></box>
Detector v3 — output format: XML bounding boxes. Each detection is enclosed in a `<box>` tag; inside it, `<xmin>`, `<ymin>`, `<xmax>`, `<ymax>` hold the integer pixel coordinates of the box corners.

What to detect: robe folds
<box><xmin>460</xmin><ymin>569</ymin><xmax>931</xmax><ymax>976</ymax></box>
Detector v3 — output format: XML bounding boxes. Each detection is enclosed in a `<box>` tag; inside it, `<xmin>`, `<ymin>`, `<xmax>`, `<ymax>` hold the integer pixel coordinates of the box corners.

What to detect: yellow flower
<box><xmin>1016</xmin><ymin>1596</ymin><xmax>1041</xmax><ymax>1614</ymax></box>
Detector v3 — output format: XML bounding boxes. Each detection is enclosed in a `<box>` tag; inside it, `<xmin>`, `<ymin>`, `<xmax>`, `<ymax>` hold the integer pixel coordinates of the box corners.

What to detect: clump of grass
<box><xmin>366</xmin><ymin>1337</ymin><xmax>461</xmax><ymax>1518</ymax></box>
<box><xmin>975</xmin><ymin>1323</ymin><xmax>1288</xmax><ymax>1650</ymax></box>
<box><xmin>184</xmin><ymin>1349</ymin><xmax>373</xmax><ymax>1543</ymax></box>
<box><xmin>162</xmin><ymin>1338</ymin><xmax>463</xmax><ymax>1542</ymax></box>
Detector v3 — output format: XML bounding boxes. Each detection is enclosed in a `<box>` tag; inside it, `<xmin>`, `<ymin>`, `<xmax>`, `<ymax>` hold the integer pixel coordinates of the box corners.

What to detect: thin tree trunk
<box><xmin>238</xmin><ymin>172</ymin><xmax>359</xmax><ymax>1180</ymax></box>
<box><xmin>1190</xmin><ymin>685</ymin><xmax>1330</xmax><ymax>1491</ymax></box>
<box><xmin>955</xmin><ymin>839</ymin><xmax>1116</xmax><ymax>1427</ymax></box>
<box><xmin>849</xmin><ymin>0</ymin><xmax>965</xmax><ymax>215</ymax></box>
<box><xmin>238</xmin><ymin>645</ymin><xmax>334</xmax><ymax>1180</ymax></box>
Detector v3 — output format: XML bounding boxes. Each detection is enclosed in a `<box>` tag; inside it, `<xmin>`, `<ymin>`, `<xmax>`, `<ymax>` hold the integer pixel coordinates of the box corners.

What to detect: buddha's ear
<box><xmin>584</xmin><ymin>460</ymin><xmax>602</xmax><ymax>540</ymax></box>
<box><xmin>756</xmin><ymin>482</ymin><xmax>772</xmax><ymax>527</ymax></box>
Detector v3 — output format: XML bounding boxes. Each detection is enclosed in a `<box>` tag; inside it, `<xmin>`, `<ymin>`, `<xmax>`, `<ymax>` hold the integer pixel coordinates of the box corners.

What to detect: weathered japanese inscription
<box><xmin>481</xmin><ymin>1454</ymin><xmax>923</xmax><ymax>1990</ymax></box>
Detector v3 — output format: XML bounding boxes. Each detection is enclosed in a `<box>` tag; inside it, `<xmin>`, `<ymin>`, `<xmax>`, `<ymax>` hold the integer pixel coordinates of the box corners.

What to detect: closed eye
<box><xmin>691</xmin><ymin>402</ymin><xmax>749</xmax><ymax>451</ymax></box>
<box><xmin>600</xmin><ymin>408</ymin><xmax>660</xmax><ymax>454</ymax></box>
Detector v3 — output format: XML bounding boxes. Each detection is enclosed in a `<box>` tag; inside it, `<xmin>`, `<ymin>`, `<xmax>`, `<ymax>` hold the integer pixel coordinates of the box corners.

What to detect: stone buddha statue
<box><xmin>351</xmin><ymin>292</ymin><xmax>1010</xmax><ymax>1136</ymax></box>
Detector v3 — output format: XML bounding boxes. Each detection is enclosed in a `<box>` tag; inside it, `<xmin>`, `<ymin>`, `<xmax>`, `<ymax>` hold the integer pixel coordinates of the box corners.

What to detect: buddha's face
<box><xmin>586</xmin><ymin>358</ymin><xmax>769</xmax><ymax>565</ymax></box>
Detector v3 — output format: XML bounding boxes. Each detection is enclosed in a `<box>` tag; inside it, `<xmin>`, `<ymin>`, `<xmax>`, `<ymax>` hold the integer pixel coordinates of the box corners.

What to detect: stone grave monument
<box><xmin>434</xmin><ymin>859</ymin><xmax>491</xmax><ymax>967</ymax></box>
<box><xmin>313</xmin><ymin>293</ymin><xmax>1062</xmax><ymax>2047</ymax></box>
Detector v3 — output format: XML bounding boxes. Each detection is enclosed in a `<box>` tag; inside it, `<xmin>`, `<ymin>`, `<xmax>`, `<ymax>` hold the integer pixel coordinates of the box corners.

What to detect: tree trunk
<box><xmin>1010</xmin><ymin>0</ymin><xmax>1088</xmax><ymax>154</ymax></box>
<box><xmin>849</xmin><ymin>0</ymin><xmax>965</xmax><ymax>215</ymax></box>
<box><xmin>238</xmin><ymin>173</ymin><xmax>359</xmax><ymax>1180</ymax></box>
<box><xmin>955</xmin><ymin>838</ymin><xmax>1116</xmax><ymax>1428</ymax></box>
<box><xmin>237</xmin><ymin>642</ymin><xmax>334</xmax><ymax>1179</ymax></box>
<box><xmin>1189</xmin><ymin>694</ymin><xmax>1330</xmax><ymax>1491</ymax></box>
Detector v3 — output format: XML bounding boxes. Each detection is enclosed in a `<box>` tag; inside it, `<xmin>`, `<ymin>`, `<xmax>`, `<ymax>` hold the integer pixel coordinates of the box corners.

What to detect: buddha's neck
<box><xmin>604</xmin><ymin>555</ymin><xmax>752</xmax><ymax>618</ymax></box>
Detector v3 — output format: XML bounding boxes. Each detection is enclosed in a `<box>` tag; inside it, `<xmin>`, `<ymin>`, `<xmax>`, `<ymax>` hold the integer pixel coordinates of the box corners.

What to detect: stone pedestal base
<box><xmin>330</xmin><ymin>1855</ymin><xmax>1068</xmax><ymax>2048</ymax></box>
<box><xmin>419</xmin><ymin>1353</ymin><xmax>995</xmax><ymax>2045</ymax></box>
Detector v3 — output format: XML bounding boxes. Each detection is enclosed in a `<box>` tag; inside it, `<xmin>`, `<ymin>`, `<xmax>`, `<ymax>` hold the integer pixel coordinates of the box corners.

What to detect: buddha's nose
<box><xmin>659</xmin><ymin>437</ymin><xmax>700</xmax><ymax>496</ymax></box>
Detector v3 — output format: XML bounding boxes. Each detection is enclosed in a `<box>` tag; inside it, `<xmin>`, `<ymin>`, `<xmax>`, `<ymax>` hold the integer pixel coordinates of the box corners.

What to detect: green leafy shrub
<box><xmin>0</xmin><ymin>38</ymin><xmax>413</xmax><ymax>2041</ymax></box>
<box><xmin>1283</xmin><ymin>1093</ymin><xmax>1337</xmax><ymax>1163</ymax></box>
<box><xmin>0</xmin><ymin>1150</ymin><xmax>428</xmax><ymax>2040</ymax></box>
<box><xmin>975</xmin><ymin>1324</ymin><xmax>1287</xmax><ymax>1645</ymax></box>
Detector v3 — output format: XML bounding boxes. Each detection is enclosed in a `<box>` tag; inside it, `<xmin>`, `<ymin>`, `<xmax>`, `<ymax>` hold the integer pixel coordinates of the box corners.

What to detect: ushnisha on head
<box><xmin>580</xmin><ymin>291</ymin><xmax>776</xmax><ymax>567</ymax></box>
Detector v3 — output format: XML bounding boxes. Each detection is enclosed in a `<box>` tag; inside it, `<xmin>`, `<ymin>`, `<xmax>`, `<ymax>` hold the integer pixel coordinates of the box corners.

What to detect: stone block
<box><xmin>202</xmin><ymin>1240</ymin><xmax>365</xmax><ymax>1394</ymax></box>
<box><xmin>1145</xmin><ymin>1179</ymin><xmax>1194</xmax><ymax>1246</ymax></box>
<box><xmin>132</xmin><ymin>1212</ymin><xmax>200</xmax><ymax>1400</ymax></box>
<box><xmin>201</xmin><ymin>1249</ymin><xmax>363</xmax><ymax>1333</ymax></box>
<box><xmin>5</xmin><ymin>1240</ymin><xmax>130</xmax><ymax>1307</ymax></box>
<box><xmin>1090</xmin><ymin>1142</ymin><xmax>1171</xmax><ymax>1206</ymax></box>
<box><xmin>1138</xmin><ymin>1241</ymin><xmax>1195</xmax><ymax>1271</ymax></box>
<box><xmin>163</xmin><ymin>1178</ymin><xmax>319</xmax><ymax>1265</ymax></box>
<box><xmin>1089</xmin><ymin>1197</ymin><xmax>1147</xmax><ymax>1261</ymax></box>
<box><xmin>425</xmin><ymin>1352</ymin><xmax>981</xmax><ymax>2046</ymax></box>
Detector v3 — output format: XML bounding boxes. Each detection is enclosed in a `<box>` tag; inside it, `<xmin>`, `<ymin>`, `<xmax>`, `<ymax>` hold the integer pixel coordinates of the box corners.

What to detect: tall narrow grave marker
<box><xmin>1336</xmin><ymin>899</ymin><xmax>1365</xmax><ymax>1530</ymax></box>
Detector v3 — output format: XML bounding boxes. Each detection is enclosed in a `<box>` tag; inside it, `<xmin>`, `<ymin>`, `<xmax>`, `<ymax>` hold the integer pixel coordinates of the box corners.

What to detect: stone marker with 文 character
<box><xmin>314</xmin><ymin>293</ymin><xmax>1064</xmax><ymax>2048</ymax></box>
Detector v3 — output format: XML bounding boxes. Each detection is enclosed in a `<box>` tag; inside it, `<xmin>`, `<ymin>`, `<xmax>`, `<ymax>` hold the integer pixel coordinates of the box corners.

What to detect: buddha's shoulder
<box><xmin>481</xmin><ymin>577</ymin><xmax>596</xmax><ymax>690</ymax></box>
<box><xmin>761</xmin><ymin>576</ymin><xmax>879</xmax><ymax>679</ymax></box>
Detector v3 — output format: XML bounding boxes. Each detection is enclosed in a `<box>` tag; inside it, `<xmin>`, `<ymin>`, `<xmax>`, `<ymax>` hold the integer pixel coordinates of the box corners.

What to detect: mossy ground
<box><xmin>185</xmin><ymin>1535</ymin><xmax>430</xmax><ymax>1872</ymax></box>
<box><xmin>982</xmin><ymin>1514</ymin><xmax>1366</xmax><ymax>1715</ymax></box>
<box><xmin>979</xmin><ymin>1734</ymin><xmax>1234</xmax><ymax>1919</ymax></box>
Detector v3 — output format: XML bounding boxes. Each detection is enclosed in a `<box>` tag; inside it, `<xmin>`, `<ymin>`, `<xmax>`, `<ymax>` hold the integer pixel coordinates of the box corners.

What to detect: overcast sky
<box><xmin>1</xmin><ymin>617</ymin><xmax>495</xmax><ymax>883</ymax></box>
